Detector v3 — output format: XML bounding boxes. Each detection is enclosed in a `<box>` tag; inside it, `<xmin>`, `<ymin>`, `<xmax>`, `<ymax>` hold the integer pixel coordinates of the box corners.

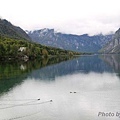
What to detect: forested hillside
<box><xmin>0</xmin><ymin>35</ymin><xmax>80</xmax><ymax>61</ymax></box>
<box><xmin>0</xmin><ymin>19</ymin><xmax>80</xmax><ymax>61</ymax></box>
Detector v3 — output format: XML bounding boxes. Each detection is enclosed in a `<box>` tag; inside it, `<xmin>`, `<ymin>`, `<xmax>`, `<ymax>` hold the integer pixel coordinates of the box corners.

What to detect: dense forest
<box><xmin>0</xmin><ymin>35</ymin><xmax>80</xmax><ymax>61</ymax></box>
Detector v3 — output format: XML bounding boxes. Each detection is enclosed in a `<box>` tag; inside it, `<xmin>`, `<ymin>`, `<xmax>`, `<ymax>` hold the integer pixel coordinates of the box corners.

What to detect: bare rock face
<box><xmin>27</xmin><ymin>29</ymin><xmax>112</xmax><ymax>53</ymax></box>
<box><xmin>100</xmin><ymin>28</ymin><xmax>120</xmax><ymax>53</ymax></box>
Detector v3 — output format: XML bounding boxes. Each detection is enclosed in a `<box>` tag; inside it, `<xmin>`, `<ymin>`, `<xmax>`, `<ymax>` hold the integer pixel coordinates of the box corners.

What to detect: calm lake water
<box><xmin>0</xmin><ymin>55</ymin><xmax>120</xmax><ymax>120</ymax></box>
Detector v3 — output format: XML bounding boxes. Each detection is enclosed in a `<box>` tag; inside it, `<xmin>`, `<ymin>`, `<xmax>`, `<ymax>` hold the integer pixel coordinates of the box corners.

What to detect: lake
<box><xmin>0</xmin><ymin>55</ymin><xmax>120</xmax><ymax>120</ymax></box>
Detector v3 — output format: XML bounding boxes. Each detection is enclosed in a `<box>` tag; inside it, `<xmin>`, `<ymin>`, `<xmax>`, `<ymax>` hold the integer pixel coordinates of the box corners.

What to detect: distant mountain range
<box><xmin>1</xmin><ymin>18</ymin><xmax>120</xmax><ymax>54</ymax></box>
<box><xmin>0</xmin><ymin>19</ymin><xmax>31</xmax><ymax>41</ymax></box>
<box><xmin>0</xmin><ymin>19</ymin><xmax>80</xmax><ymax>60</ymax></box>
<box><xmin>100</xmin><ymin>28</ymin><xmax>120</xmax><ymax>53</ymax></box>
<box><xmin>27</xmin><ymin>29</ymin><xmax>113</xmax><ymax>53</ymax></box>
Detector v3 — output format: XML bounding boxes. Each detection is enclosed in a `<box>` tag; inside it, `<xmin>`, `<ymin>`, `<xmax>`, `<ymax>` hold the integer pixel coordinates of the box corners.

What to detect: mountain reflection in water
<box><xmin>0</xmin><ymin>55</ymin><xmax>119</xmax><ymax>95</ymax></box>
<box><xmin>0</xmin><ymin>55</ymin><xmax>120</xmax><ymax>120</ymax></box>
<box><xmin>0</xmin><ymin>56</ymin><xmax>74</xmax><ymax>95</ymax></box>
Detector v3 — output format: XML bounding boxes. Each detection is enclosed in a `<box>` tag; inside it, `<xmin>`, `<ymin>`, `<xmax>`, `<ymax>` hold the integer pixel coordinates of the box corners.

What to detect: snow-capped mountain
<box><xmin>27</xmin><ymin>28</ymin><xmax>113</xmax><ymax>53</ymax></box>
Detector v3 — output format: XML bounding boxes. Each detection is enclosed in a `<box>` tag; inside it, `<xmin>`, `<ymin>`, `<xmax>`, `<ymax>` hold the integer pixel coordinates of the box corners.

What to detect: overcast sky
<box><xmin>0</xmin><ymin>0</ymin><xmax>120</xmax><ymax>35</ymax></box>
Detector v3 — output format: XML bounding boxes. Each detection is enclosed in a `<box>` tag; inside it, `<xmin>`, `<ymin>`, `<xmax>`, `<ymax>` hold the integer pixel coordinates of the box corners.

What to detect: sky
<box><xmin>0</xmin><ymin>0</ymin><xmax>120</xmax><ymax>35</ymax></box>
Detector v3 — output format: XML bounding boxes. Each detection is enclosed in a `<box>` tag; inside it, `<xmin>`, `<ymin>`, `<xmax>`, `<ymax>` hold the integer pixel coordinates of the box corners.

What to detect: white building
<box><xmin>18</xmin><ymin>47</ymin><xmax>26</xmax><ymax>52</ymax></box>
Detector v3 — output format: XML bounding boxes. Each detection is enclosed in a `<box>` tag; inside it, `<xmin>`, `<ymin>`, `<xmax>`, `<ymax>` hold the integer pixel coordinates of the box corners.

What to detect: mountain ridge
<box><xmin>0</xmin><ymin>19</ymin><xmax>31</xmax><ymax>41</ymax></box>
<box><xmin>0</xmin><ymin>19</ymin><xmax>81</xmax><ymax>61</ymax></box>
<box><xmin>27</xmin><ymin>28</ymin><xmax>113</xmax><ymax>53</ymax></box>
<box><xmin>100</xmin><ymin>28</ymin><xmax>120</xmax><ymax>53</ymax></box>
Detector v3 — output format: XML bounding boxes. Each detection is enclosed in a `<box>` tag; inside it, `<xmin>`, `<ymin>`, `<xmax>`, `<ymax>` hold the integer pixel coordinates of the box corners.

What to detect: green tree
<box><xmin>0</xmin><ymin>43</ymin><xmax>5</xmax><ymax>56</ymax></box>
<box><xmin>42</xmin><ymin>49</ymin><xmax>48</xmax><ymax>58</ymax></box>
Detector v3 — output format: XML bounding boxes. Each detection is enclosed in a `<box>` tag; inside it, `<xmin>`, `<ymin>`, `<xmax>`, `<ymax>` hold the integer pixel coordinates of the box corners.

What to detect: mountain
<box><xmin>27</xmin><ymin>28</ymin><xmax>113</xmax><ymax>53</ymax></box>
<box><xmin>0</xmin><ymin>19</ymin><xmax>31</xmax><ymax>41</ymax></box>
<box><xmin>0</xmin><ymin>19</ymin><xmax>80</xmax><ymax>61</ymax></box>
<box><xmin>100</xmin><ymin>28</ymin><xmax>120</xmax><ymax>53</ymax></box>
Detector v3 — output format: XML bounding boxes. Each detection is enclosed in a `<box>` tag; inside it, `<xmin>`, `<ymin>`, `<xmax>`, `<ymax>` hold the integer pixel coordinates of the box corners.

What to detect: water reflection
<box><xmin>0</xmin><ymin>55</ymin><xmax>119</xmax><ymax>95</ymax></box>
<box><xmin>0</xmin><ymin>56</ymin><xmax>74</xmax><ymax>95</ymax></box>
<box><xmin>29</xmin><ymin>55</ymin><xmax>115</xmax><ymax>80</ymax></box>
<box><xmin>0</xmin><ymin>55</ymin><xmax>120</xmax><ymax>120</ymax></box>
<box><xmin>101</xmin><ymin>54</ymin><xmax>120</xmax><ymax>76</ymax></box>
